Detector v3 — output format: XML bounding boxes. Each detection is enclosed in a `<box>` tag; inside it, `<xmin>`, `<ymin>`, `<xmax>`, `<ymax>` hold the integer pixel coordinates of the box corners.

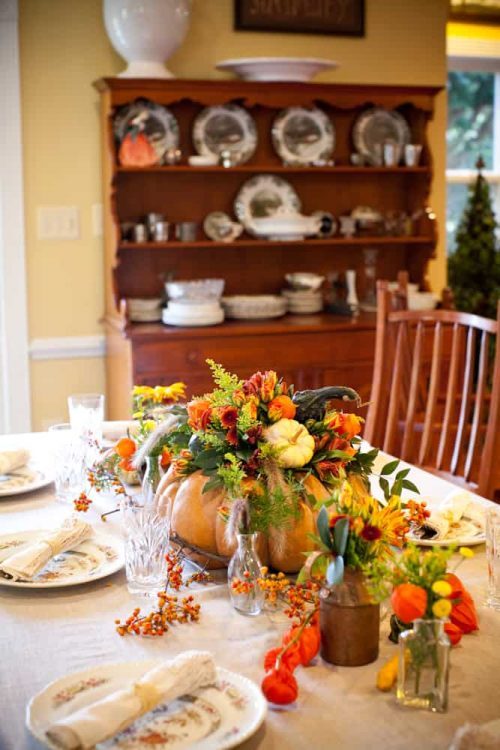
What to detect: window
<box><xmin>446</xmin><ymin>68</ymin><xmax>500</xmax><ymax>254</ymax></box>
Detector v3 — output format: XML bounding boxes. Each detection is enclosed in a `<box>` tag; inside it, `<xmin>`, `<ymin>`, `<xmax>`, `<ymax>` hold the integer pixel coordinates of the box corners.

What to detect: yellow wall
<box><xmin>19</xmin><ymin>0</ymin><xmax>447</xmax><ymax>429</ymax></box>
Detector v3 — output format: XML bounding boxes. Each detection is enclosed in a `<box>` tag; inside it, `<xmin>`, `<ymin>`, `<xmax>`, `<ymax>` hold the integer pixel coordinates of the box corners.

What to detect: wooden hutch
<box><xmin>95</xmin><ymin>78</ymin><xmax>441</xmax><ymax>418</ymax></box>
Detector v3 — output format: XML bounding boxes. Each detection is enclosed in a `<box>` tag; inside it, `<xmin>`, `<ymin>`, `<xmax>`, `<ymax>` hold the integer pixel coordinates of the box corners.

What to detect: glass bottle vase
<box><xmin>142</xmin><ymin>455</ymin><xmax>162</xmax><ymax>505</ymax></box>
<box><xmin>228</xmin><ymin>533</ymin><xmax>264</xmax><ymax>617</ymax></box>
<box><xmin>397</xmin><ymin>618</ymin><xmax>450</xmax><ymax>712</ymax></box>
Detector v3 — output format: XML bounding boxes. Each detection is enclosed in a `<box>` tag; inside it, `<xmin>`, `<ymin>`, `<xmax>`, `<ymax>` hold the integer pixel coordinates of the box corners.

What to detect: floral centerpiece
<box><xmin>152</xmin><ymin>360</ymin><xmax>379</xmax><ymax>572</ymax></box>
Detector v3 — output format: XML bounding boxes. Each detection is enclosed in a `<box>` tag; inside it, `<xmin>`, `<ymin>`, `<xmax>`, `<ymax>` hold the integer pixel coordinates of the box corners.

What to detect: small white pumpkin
<box><xmin>264</xmin><ymin>418</ymin><xmax>315</xmax><ymax>468</ymax></box>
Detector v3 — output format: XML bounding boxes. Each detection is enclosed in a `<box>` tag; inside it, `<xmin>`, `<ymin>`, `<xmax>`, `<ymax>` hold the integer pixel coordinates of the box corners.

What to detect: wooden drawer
<box><xmin>133</xmin><ymin>328</ymin><xmax>375</xmax><ymax>376</ymax></box>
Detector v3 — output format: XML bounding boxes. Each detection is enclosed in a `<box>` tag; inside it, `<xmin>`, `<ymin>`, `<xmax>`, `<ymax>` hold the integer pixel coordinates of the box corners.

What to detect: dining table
<box><xmin>0</xmin><ymin>430</ymin><xmax>499</xmax><ymax>750</ymax></box>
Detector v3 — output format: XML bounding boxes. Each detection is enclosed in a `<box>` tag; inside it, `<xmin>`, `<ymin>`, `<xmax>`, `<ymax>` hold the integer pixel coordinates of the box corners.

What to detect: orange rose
<box><xmin>187</xmin><ymin>399</ymin><xmax>211</xmax><ymax>430</ymax></box>
<box><xmin>326</xmin><ymin>411</ymin><xmax>363</xmax><ymax>440</ymax></box>
<box><xmin>160</xmin><ymin>446</ymin><xmax>172</xmax><ymax>470</ymax></box>
<box><xmin>391</xmin><ymin>583</ymin><xmax>428</xmax><ymax>623</ymax></box>
<box><xmin>328</xmin><ymin>436</ymin><xmax>356</xmax><ymax>458</ymax></box>
<box><xmin>268</xmin><ymin>395</ymin><xmax>297</xmax><ymax>422</ymax></box>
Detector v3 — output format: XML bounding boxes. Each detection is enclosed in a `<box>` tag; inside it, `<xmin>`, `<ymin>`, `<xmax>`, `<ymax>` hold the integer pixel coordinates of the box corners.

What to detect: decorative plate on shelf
<box><xmin>215</xmin><ymin>56</ymin><xmax>338</xmax><ymax>82</ymax></box>
<box><xmin>352</xmin><ymin>108</ymin><xmax>411</xmax><ymax>166</ymax></box>
<box><xmin>272</xmin><ymin>107</ymin><xmax>335</xmax><ymax>165</ymax></box>
<box><xmin>114</xmin><ymin>99</ymin><xmax>180</xmax><ymax>167</ymax></box>
<box><xmin>27</xmin><ymin>661</ymin><xmax>267</xmax><ymax>750</ymax></box>
<box><xmin>192</xmin><ymin>105</ymin><xmax>257</xmax><ymax>165</ymax></box>
<box><xmin>0</xmin><ymin>531</ymin><xmax>124</xmax><ymax>588</ymax></box>
<box><xmin>234</xmin><ymin>174</ymin><xmax>301</xmax><ymax>234</ymax></box>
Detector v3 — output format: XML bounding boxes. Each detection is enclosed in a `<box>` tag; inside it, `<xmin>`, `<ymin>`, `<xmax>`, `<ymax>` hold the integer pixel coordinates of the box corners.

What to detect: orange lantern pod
<box><xmin>450</xmin><ymin>590</ymin><xmax>479</xmax><ymax>634</ymax></box>
<box><xmin>261</xmin><ymin>667</ymin><xmax>298</xmax><ymax>705</ymax></box>
<box><xmin>391</xmin><ymin>583</ymin><xmax>428</xmax><ymax>623</ymax></box>
<box><xmin>444</xmin><ymin>621</ymin><xmax>463</xmax><ymax>646</ymax></box>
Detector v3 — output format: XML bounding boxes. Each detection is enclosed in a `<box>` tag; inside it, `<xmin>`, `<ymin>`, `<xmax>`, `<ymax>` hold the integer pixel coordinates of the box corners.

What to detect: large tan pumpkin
<box><xmin>156</xmin><ymin>469</ymin><xmax>331</xmax><ymax>573</ymax></box>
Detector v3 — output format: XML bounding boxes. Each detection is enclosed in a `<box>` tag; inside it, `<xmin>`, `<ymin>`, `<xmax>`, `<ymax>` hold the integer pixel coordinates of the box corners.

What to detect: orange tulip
<box><xmin>450</xmin><ymin>590</ymin><xmax>479</xmax><ymax>634</ymax></box>
<box><xmin>268</xmin><ymin>395</ymin><xmax>297</xmax><ymax>422</ymax></box>
<box><xmin>186</xmin><ymin>399</ymin><xmax>211</xmax><ymax>430</ymax></box>
<box><xmin>261</xmin><ymin>667</ymin><xmax>298</xmax><ymax>705</ymax></box>
<box><xmin>391</xmin><ymin>583</ymin><xmax>428</xmax><ymax>623</ymax></box>
<box><xmin>444</xmin><ymin>622</ymin><xmax>463</xmax><ymax>646</ymax></box>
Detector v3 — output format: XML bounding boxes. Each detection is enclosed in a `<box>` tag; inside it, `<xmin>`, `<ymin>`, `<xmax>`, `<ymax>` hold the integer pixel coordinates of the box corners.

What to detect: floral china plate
<box><xmin>192</xmin><ymin>105</ymin><xmax>257</xmax><ymax>165</ymax></box>
<box><xmin>352</xmin><ymin>107</ymin><xmax>410</xmax><ymax>166</ymax></box>
<box><xmin>0</xmin><ymin>531</ymin><xmax>124</xmax><ymax>588</ymax></box>
<box><xmin>272</xmin><ymin>106</ymin><xmax>335</xmax><ymax>165</ymax></box>
<box><xmin>0</xmin><ymin>466</ymin><xmax>53</xmax><ymax>498</ymax></box>
<box><xmin>234</xmin><ymin>174</ymin><xmax>301</xmax><ymax>234</ymax></box>
<box><xmin>27</xmin><ymin>661</ymin><xmax>267</xmax><ymax>750</ymax></box>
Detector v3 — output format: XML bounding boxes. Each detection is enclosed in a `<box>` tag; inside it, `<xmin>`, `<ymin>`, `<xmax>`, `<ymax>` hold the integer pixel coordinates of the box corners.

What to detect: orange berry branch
<box><xmin>114</xmin><ymin>551</ymin><xmax>212</xmax><ymax>637</ymax></box>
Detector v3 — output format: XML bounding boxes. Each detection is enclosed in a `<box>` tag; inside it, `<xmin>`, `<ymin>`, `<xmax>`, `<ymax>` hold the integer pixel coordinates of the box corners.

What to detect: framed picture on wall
<box><xmin>449</xmin><ymin>0</ymin><xmax>500</xmax><ymax>24</ymax></box>
<box><xmin>234</xmin><ymin>0</ymin><xmax>365</xmax><ymax>37</ymax></box>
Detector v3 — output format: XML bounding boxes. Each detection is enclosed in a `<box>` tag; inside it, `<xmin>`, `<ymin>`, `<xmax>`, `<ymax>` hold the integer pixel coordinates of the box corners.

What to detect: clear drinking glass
<box><xmin>121</xmin><ymin>494</ymin><xmax>170</xmax><ymax>596</ymax></box>
<box><xmin>486</xmin><ymin>507</ymin><xmax>500</xmax><ymax>610</ymax></box>
<box><xmin>48</xmin><ymin>423</ymin><xmax>87</xmax><ymax>502</ymax></box>
<box><xmin>397</xmin><ymin>619</ymin><xmax>450</xmax><ymax>712</ymax></box>
<box><xmin>68</xmin><ymin>393</ymin><xmax>105</xmax><ymax>442</ymax></box>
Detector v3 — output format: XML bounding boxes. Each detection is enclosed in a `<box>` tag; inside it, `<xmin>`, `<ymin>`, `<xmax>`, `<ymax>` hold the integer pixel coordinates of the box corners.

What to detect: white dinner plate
<box><xmin>0</xmin><ymin>530</ymin><xmax>124</xmax><ymax>588</ymax></box>
<box><xmin>27</xmin><ymin>661</ymin><xmax>267</xmax><ymax>750</ymax></box>
<box><xmin>0</xmin><ymin>466</ymin><xmax>53</xmax><ymax>498</ymax></box>
<box><xmin>407</xmin><ymin>532</ymin><xmax>486</xmax><ymax>548</ymax></box>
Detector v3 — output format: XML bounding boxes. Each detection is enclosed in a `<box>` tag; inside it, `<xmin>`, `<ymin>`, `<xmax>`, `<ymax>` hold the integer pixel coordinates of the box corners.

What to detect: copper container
<box><xmin>320</xmin><ymin>569</ymin><xmax>380</xmax><ymax>666</ymax></box>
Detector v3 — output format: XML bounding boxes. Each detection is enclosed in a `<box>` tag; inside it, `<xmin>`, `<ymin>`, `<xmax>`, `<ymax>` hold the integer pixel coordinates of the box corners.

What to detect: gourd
<box><xmin>155</xmin><ymin>468</ymin><xmax>331</xmax><ymax>572</ymax></box>
<box><xmin>264</xmin><ymin>419</ymin><xmax>315</xmax><ymax>469</ymax></box>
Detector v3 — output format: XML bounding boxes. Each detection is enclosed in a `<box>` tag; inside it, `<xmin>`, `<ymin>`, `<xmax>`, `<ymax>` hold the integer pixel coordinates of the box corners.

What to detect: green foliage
<box><xmin>205</xmin><ymin>359</ymin><xmax>244</xmax><ymax>406</ymax></box>
<box><xmin>447</xmin><ymin>72</ymin><xmax>493</xmax><ymax>170</ymax></box>
<box><xmin>377</xmin><ymin>459</ymin><xmax>420</xmax><ymax>501</ymax></box>
<box><xmin>216</xmin><ymin>455</ymin><xmax>246</xmax><ymax>497</ymax></box>
<box><xmin>448</xmin><ymin>161</ymin><xmax>500</xmax><ymax>319</ymax></box>
<box><xmin>249</xmin><ymin>484</ymin><xmax>300</xmax><ymax>534</ymax></box>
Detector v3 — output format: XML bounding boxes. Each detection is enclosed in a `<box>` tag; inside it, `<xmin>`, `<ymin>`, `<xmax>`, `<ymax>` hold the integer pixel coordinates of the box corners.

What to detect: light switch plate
<box><xmin>37</xmin><ymin>206</ymin><xmax>80</xmax><ymax>240</ymax></box>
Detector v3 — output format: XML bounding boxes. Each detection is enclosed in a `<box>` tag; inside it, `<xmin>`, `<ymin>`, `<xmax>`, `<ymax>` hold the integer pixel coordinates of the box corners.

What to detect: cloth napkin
<box><xmin>414</xmin><ymin>489</ymin><xmax>485</xmax><ymax>541</ymax></box>
<box><xmin>449</xmin><ymin>718</ymin><xmax>500</xmax><ymax>749</ymax></box>
<box><xmin>46</xmin><ymin>651</ymin><xmax>217</xmax><ymax>750</ymax></box>
<box><xmin>0</xmin><ymin>449</ymin><xmax>29</xmax><ymax>475</ymax></box>
<box><xmin>0</xmin><ymin>516</ymin><xmax>93</xmax><ymax>581</ymax></box>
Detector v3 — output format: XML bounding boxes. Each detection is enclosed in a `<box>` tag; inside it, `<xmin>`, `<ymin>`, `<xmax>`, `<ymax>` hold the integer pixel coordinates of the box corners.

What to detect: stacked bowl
<box><xmin>162</xmin><ymin>279</ymin><xmax>225</xmax><ymax>326</ymax></box>
<box><xmin>281</xmin><ymin>273</ymin><xmax>324</xmax><ymax>314</ymax></box>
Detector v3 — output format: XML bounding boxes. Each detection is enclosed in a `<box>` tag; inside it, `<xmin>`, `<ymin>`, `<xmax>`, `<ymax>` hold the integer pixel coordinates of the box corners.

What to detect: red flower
<box><xmin>245</xmin><ymin>425</ymin><xmax>262</xmax><ymax>445</ymax></box>
<box><xmin>220</xmin><ymin>406</ymin><xmax>238</xmax><ymax>428</ymax></box>
<box><xmin>315</xmin><ymin>459</ymin><xmax>343</xmax><ymax>480</ymax></box>
<box><xmin>329</xmin><ymin>513</ymin><xmax>349</xmax><ymax>529</ymax></box>
<box><xmin>361</xmin><ymin>524</ymin><xmax>382</xmax><ymax>541</ymax></box>
<box><xmin>261</xmin><ymin>667</ymin><xmax>298</xmax><ymax>705</ymax></box>
<box><xmin>391</xmin><ymin>583</ymin><xmax>428</xmax><ymax>623</ymax></box>
<box><xmin>226</xmin><ymin>426</ymin><xmax>239</xmax><ymax>446</ymax></box>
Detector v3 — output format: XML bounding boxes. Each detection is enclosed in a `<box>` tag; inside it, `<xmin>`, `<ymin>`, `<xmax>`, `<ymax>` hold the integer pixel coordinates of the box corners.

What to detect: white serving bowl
<box><xmin>285</xmin><ymin>273</ymin><xmax>325</xmax><ymax>292</ymax></box>
<box><xmin>165</xmin><ymin>278</ymin><xmax>225</xmax><ymax>300</ymax></box>
<box><xmin>215</xmin><ymin>57</ymin><xmax>338</xmax><ymax>82</ymax></box>
<box><xmin>408</xmin><ymin>292</ymin><xmax>439</xmax><ymax>311</ymax></box>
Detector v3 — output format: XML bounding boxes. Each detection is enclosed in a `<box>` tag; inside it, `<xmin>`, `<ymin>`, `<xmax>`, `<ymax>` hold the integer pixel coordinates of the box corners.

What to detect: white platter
<box><xmin>0</xmin><ymin>466</ymin><xmax>53</xmax><ymax>498</ymax></box>
<box><xmin>192</xmin><ymin>105</ymin><xmax>257</xmax><ymax>165</ymax></box>
<box><xmin>216</xmin><ymin>56</ymin><xmax>338</xmax><ymax>82</ymax></box>
<box><xmin>407</xmin><ymin>532</ymin><xmax>486</xmax><ymax>548</ymax></box>
<box><xmin>272</xmin><ymin>107</ymin><xmax>334</xmax><ymax>165</ymax></box>
<box><xmin>27</xmin><ymin>661</ymin><xmax>267</xmax><ymax>750</ymax></box>
<box><xmin>0</xmin><ymin>530</ymin><xmax>124</xmax><ymax>588</ymax></box>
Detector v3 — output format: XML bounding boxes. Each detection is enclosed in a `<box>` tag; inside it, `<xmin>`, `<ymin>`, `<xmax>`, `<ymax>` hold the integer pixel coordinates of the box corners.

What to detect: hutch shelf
<box><xmin>95</xmin><ymin>77</ymin><xmax>441</xmax><ymax>418</ymax></box>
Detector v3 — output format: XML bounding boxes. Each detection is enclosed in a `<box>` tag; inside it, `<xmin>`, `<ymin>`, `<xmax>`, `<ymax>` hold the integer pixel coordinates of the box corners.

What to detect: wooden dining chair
<box><xmin>364</xmin><ymin>281</ymin><xmax>500</xmax><ymax>499</ymax></box>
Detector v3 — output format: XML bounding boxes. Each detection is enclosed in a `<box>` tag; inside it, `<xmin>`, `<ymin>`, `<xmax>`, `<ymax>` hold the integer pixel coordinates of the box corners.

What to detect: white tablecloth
<box><xmin>0</xmin><ymin>433</ymin><xmax>499</xmax><ymax>750</ymax></box>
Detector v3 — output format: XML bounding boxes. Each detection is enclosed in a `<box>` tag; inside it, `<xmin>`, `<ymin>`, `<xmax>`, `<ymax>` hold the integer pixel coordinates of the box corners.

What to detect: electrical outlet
<box><xmin>37</xmin><ymin>206</ymin><xmax>80</xmax><ymax>240</ymax></box>
<box><xmin>91</xmin><ymin>203</ymin><xmax>103</xmax><ymax>237</ymax></box>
